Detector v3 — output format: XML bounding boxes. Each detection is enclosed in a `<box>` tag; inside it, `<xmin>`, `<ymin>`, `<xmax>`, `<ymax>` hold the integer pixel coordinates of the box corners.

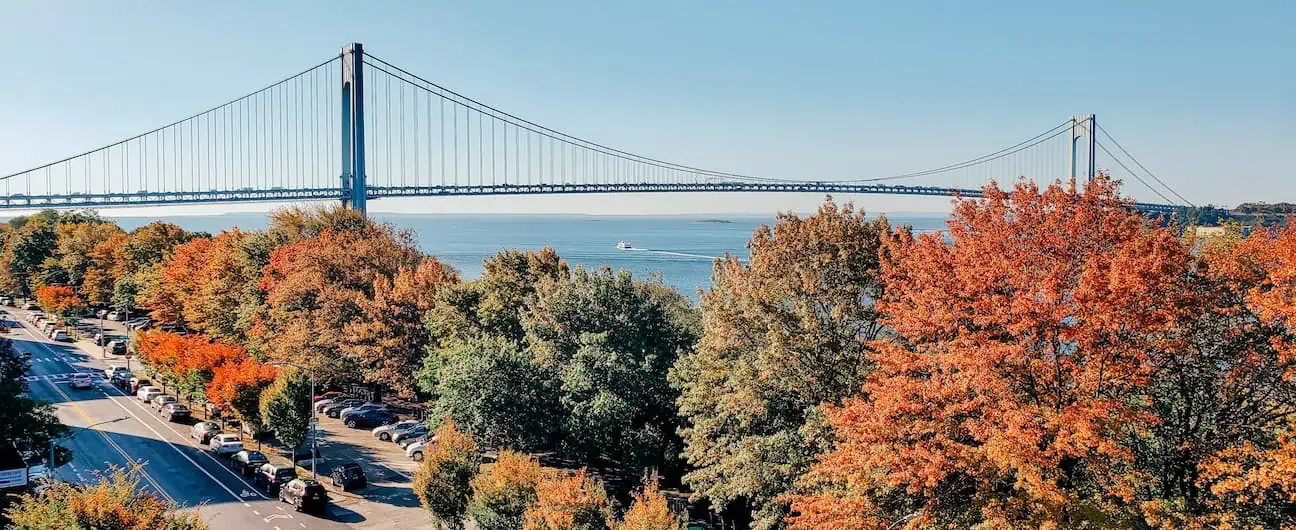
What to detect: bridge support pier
<box><xmin>340</xmin><ymin>43</ymin><xmax>367</xmax><ymax>215</ymax></box>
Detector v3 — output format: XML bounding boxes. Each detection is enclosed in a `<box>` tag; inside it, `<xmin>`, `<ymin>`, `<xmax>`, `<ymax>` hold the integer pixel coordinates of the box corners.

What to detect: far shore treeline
<box><xmin>1</xmin><ymin>175</ymin><xmax>1294</xmax><ymax>529</ymax></box>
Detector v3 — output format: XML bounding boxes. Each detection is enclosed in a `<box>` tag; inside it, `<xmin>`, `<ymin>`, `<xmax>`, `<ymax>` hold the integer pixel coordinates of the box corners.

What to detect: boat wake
<box><xmin>618</xmin><ymin>246</ymin><xmax>718</xmax><ymax>260</ymax></box>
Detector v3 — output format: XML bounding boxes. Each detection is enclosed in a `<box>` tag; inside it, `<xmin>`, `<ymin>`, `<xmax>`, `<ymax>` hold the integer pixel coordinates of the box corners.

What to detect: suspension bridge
<box><xmin>0</xmin><ymin>43</ymin><xmax>1191</xmax><ymax>215</ymax></box>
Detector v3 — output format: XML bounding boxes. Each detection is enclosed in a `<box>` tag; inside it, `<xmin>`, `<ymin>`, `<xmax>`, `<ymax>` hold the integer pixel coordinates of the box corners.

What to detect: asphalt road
<box><xmin>11</xmin><ymin>311</ymin><xmax>355</xmax><ymax>530</ymax></box>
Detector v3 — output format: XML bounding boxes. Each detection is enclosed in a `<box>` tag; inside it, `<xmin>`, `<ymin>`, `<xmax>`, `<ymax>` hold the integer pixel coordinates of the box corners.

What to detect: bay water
<box><xmin>108</xmin><ymin>213</ymin><xmax>948</xmax><ymax>300</ymax></box>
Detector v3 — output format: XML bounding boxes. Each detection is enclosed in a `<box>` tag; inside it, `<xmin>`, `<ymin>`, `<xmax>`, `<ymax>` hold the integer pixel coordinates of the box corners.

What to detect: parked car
<box><xmin>108</xmin><ymin>340</ymin><xmax>127</xmax><ymax>355</ymax></box>
<box><xmin>338</xmin><ymin>402</ymin><xmax>387</xmax><ymax>420</ymax></box>
<box><xmin>329</xmin><ymin>463</ymin><xmax>366</xmax><ymax>491</ymax></box>
<box><xmin>372</xmin><ymin>420</ymin><xmax>419</xmax><ymax>442</ymax></box>
<box><xmin>278</xmin><ymin>479</ymin><xmax>328</xmax><ymax>512</ymax></box>
<box><xmin>70</xmin><ymin>373</ymin><xmax>93</xmax><ymax>390</ymax></box>
<box><xmin>398</xmin><ymin>432</ymin><xmax>430</xmax><ymax>450</ymax></box>
<box><xmin>208</xmin><ymin>434</ymin><xmax>243</xmax><ymax>456</ymax></box>
<box><xmin>161</xmin><ymin>403</ymin><xmax>190</xmax><ymax>422</ymax></box>
<box><xmin>51</xmin><ymin>329</ymin><xmax>70</xmax><ymax>342</ymax></box>
<box><xmin>104</xmin><ymin>366</ymin><xmax>127</xmax><ymax>380</ymax></box>
<box><xmin>128</xmin><ymin>378</ymin><xmax>150</xmax><ymax>394</ymax></box>
<box><xmin>313</xmin><ymin>391</ymin><xmax>344</xmax><ymax>403</ymax></box>
<box><xmin>22</xmin><ymin>302</ymin><xmax>37</xmax><ymax>310</ymax></box>
<box><xmin>230</xmin><ymin>450</ymin><xmax>269</xmax><ymax>476</ymax></box>
<box><xmin>40</xmin><ymin>322</ymin><xmax>56</xmax><ymax>336</ymax></box>
<box><xmin>106</xmin><ymin>310</ymin><xmax>124</xmax><ymax>321</ymax></box>
<box><xmin>392</xmin><ymin>425</ymin><xmax>429</xmax><ymax>445</ymax></box>
<box><xmin>190</xmin><ymin>422</ymin><xmax>221</xmax><ymax>444</ymax></box>
<box><xmin>405</xmin><ymin>439</ymin><xmax>429</xmax><ymax>462</ymax></box>
<box><xmin>314</xmin><ymin>395</ymin><xmax>351</xmax><ymax>412</ymax></box>
<box><xmin>254</xmin><ymin>463</ymin><xmax>297</xmax><ymax>494</ymax></box>
<box><xmin>151</xmin><ymin>395</ymin><xmax>177</xmax><ymax>411</ymax></box>
<box><xmin>321</xmin><ymin>399</ymin><xmax>362</xmax><ymax>418</ymax></box>
<box><xmin>136</xmin><ymin>386</ymin><xmax>162</xmax><ymax>403</ymax></box>
<box><xmin>343</xmin><ymin>409</ymin><xmax>397</xmax><ymax>429</ymax></box>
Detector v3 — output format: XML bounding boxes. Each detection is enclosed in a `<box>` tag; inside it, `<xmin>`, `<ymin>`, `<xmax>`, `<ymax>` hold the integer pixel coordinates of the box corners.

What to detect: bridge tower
<box><xmin>1069</xmin><ymin>114</ymin><xmax>1097</xmax><ymax>184</ymax></box>
<box><xmin>340</xmin><ymin>43</ymin><xmax>367</xmax><ymax>215</ymax></box>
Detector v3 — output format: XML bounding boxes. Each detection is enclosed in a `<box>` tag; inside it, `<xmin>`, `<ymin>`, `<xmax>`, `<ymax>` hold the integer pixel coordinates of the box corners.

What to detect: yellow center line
<box><xmin>41</xmin><ymin>377</ymin><xmax>176</xmax><ymax>504</ymax></box>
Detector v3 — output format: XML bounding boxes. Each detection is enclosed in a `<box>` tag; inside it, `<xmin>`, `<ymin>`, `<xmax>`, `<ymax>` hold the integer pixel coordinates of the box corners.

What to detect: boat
<box><xmin>616</xmin><ymin>241</ymin><xmax>633</xmax><ymax>250</ymax></box>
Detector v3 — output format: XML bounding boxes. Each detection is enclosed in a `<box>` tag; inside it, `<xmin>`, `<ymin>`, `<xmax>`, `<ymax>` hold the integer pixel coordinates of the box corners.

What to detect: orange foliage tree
<box><xmin>790</xmin><ymin>177</ymin><xmax>1197</xmax><ymax>528</ymax></box>
<box><xmin>207</xmin><ymin>358</ymin><xmax>278</xmax><ymax>428</ymax></box>
<box><xmin>254</xmin><ymin>223</ymin><xmax>422</xmax><ymax>383</ymax></box>
<box><xmin>136</xmin><ymin>330</ymin><xmax>248</xmax><ymax>402</ymax></box>
<box><xmin>617</xmin><ymin>475</ymin><xmax>686</xmax><ymax>530</ymax></box>
<box><xmin>35</xmin><ymin>284</ymin><xmax>85</xmax><ymax>318</ymax></box>
<box><xmin>347</xmin><ymin>257</ymin><xmax>460</xmax><ymax>395</ymax></box>
<box><xmin>522</xmin><ymin>469</ymin><xmax>612</xmax><ymax>530</ymax></box>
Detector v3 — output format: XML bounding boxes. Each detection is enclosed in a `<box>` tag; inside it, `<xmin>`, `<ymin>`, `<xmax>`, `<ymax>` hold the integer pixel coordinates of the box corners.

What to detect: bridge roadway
<box><xmin>9</xmin><ymin>312</ymin><xmax>353</xmax><ymax>530</ymax></box>
<box><xmin>0</xmin><ymin>181</ymin><xmax>1180</xmax><ymax>216</ymax></box>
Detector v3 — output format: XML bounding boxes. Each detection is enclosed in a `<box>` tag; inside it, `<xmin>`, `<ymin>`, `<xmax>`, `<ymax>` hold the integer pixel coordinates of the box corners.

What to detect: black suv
<box><xmin>278</xmin><ymin>479</ymin><xmax>328</xmax><ymax>513</ymax></box>
<box><xmin>230</xmin><ymin>450</ymin><xmax>269</xmax><ymax>476</ymax></box>
<box><xmin>329</xmin><ymin>463</ymin><xmax>366</xmax><ymax>491</ymax></box>
<box><xmin>344</xmin><ymin>409</ymin><xmax>397</xmax><ymax>429</ymax></box>
<box><xmin>254</xmin><ymin>463</ymin><xmax>298</xmax><ymax>495</ymax></box>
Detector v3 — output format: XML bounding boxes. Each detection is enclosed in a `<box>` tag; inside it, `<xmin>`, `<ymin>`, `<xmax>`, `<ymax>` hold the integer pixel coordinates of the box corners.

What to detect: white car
<box><xmin>137</xmin><ymin>386</ymin><xmax>162</xmax><ymax>403</ymax></box>
<box><xmin>107</xmin><ymin>311</ymin><xmax>124</xmax><ymax>321</ymax></box>
<box><xmin>51</xmin><ymin>329</ymin><xmax>69</xmax><ymax>342</ymax></box>
<box><xmin>70</xmin><ymin>373</ymin><xmax>93</xmax><ymax>390</ymax></box>
<box><xmin>209</xmin><ymin>434</ymin><xmax>244</xmax><ymax>456</ymax></box>
<box><xmin>104</xmin><ymin>366</ymin><xmax>127</xmax><ymax>379</ymax></box>
<box><xmin>405</xmin><ymin>439</ymin><xmax>429</xmax><ymax>462</ymax></box>
<box><xmin>372</xmin><ymin>420</ymin><xmax>419</xmax><ymax>441</ymax></box>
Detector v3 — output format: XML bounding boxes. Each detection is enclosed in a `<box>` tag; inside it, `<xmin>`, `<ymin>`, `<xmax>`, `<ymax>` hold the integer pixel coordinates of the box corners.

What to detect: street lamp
<box><xmin>266</xmin><ymin>361</ymin><xmax>317</xmax><ymax>480</ymax></box>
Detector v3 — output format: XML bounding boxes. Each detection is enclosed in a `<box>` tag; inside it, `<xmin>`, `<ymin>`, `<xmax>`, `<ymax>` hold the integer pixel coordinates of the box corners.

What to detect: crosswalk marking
<box><xmin>21</xmin><ymin>369</ymin><xmax>101</xmax><ymax>382</ymax></box>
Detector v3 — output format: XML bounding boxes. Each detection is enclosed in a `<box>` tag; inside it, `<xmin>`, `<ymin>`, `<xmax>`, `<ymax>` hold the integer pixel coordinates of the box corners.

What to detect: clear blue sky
<box><xmin>0</xmin><ymin>1</ymin><xmax>1291</xmax><ymax>215</ymax></box>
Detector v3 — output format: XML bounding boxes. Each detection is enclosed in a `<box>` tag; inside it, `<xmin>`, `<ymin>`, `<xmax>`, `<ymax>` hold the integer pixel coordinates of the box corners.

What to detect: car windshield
<box><xmin>245</xmin><ymin>451</ymin><xmax>266</xmax><ymax>461</ymax></box>
<box><xmin>275</xmin><ymin>469</ymin><xmax>297</xmax><ymax>479</ymax></box>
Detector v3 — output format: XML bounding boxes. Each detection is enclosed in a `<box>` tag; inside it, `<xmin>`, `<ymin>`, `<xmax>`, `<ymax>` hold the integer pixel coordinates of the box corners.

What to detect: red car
<box><xmin>313</xmin><ymin>391</ymin><xmax>344</xmax><ymax>403</ymax></box>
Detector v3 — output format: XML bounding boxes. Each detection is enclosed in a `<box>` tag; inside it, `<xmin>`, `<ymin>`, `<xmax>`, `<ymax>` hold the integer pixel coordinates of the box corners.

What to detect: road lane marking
<box><xmin>16</xmin><ymin>324</ymin><xmax>262</xmax><ymax>503</ymax></box>
<box><xmin>40</xmin><ymin>378</ymin><xmax>175</xmax><ymax>504</ymax></box>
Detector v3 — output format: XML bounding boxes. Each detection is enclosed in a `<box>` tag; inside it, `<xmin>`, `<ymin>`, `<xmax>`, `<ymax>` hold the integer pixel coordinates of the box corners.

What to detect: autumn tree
<box><xmin>122</xmin><ymin>221</ymin><xmax>193</xmax><ymax>272</ymax></box>
<box><xmin>413</xmin><ymin>419</ymin><xmax>481</xmax><ymax>529</ymax></box>
<box><xmin>207</xmin><ymin>359</ymin><xmax>277</xmax><ymax>430</ymax></box>
<box><xmin>789</xmin><ymin>178</ymin><xmax>1195</xmax><ymax>528</ymax></box>
<box><xmin>617</xmin><ymin>475</ymin><xmax>686</xmax><ymax>530</ymax></box>
<box><xmin>346</xmin><ymin>257</ymin><xmax>459</xmax><ymax>395</ymax></box>
<box><xmin>57</xmin><ymin>220</ymin><xmax>125</xmax><ymax>291</ymax></box>
<box><xmin>5</xmin><ymin>466</ymin><xmax>207</xmax><ymax>529</ymax></box>
<box><xmin>469</xmin><ymin>451</ymin><xmax>549</xmax><ymax>530</ymax></box>
<box><xmin>255</xmin><ymin>221</ymin><xmax>422</xmax><ymax>383</ymax></box>
<box><xmin>83</xmin><ymin>231</ymin><xmax>130</xmax><ymax>306</ymax></box>
<box><xmin>260</xmin><ymin>370</ymin><xmax>313</xmax><ymax>456</ymax></box>
<box><xmin>424</xmin><ymin>248</ymin><xmax>570</xmax><ymax>350</ymax></box>
<box><xmin>671</xmin><ymin>199</ymin><xmax>890</xmax><ymax>529</ymax></box>
<box><xmin>35</xmin><ymin>284</ymin><xmax>85</xmax><ymax>318</ymax></box>
<box><xmin>523</xmin><ymin>469</ymin><xmax>612</xmax><ymax>530</ymax></box>
<box><xmin>3</xmin><ymin>216</ymin><xmax>58</xmax><ymax>297</ymax></box>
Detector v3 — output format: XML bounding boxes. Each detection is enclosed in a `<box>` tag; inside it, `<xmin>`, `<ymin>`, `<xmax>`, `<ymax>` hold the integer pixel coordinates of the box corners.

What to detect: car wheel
<box><xmin>378</xmin><ymin>432</ymin><xmax>389</xmax><ymax>441</ymax></box>
<box><xmin>345</xmin><ymin>419</ymin><xmax>357</xmax><ymax>428</ymax></box>
<box><xmin>294</xmin><ymin>499</ymin><xmax>303</xmax><ymax>512</ymax></box>
<box><xmin>412</xmin><ymin>451</ymin><xmax>423</xmax><ymax>462</ymax></box>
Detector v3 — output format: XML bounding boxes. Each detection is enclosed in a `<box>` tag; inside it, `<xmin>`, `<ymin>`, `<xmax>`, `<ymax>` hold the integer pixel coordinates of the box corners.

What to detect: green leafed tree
<box><xmin>526</xmin><ymin>267</ymin><xmax>698</xmax><ymax>475</ymax></box>
<box><xmin>427</xmin><ymin>336</ymin><xmax>563</xmax><ymax>452</ymax></box>
<box><xmin>670</xmin><ymin>199</ymin><xmax>891</xmax><ymax>529</ymax></box>
<box><xmin>0</xmin><ymin>338</ymin><xmax>67</xmax><ymax>451</ymax></box>
<box><xmin>259</xmin><ymin>370</ymin><xmax>313</xmax><ymax>454</ymax></box>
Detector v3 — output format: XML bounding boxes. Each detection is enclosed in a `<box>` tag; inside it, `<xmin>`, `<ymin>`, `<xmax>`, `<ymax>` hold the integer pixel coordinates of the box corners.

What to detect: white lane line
<box><xmin>275</xmin><ymin>527</ymin><xmax>283</xmax><ymax>530</ymax></box>
<box><xmin>39</xmin><ymin>378</ymin><xmax>176</xmax><ymax>504</ymax></box>
<box><xmin>17</xmin><ymin>324</ymin><xmax>264</xmax><ymax>503</ymax></box>
<box><xmin>253</xmin><ymin>510</ymin><xmax>261</xmax><ymax>516</ymax></box>
<box><xmin>377</xmin><ymin>463</ymin><xmax>410</xmax><ymax>480</ymax></box>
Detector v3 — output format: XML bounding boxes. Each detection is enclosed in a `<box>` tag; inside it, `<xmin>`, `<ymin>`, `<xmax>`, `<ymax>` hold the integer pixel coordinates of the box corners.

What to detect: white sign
<box><xmin>0</xmin><ymin>468</ymin><xmax>28</xmax><ymax>489</ymax></box>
